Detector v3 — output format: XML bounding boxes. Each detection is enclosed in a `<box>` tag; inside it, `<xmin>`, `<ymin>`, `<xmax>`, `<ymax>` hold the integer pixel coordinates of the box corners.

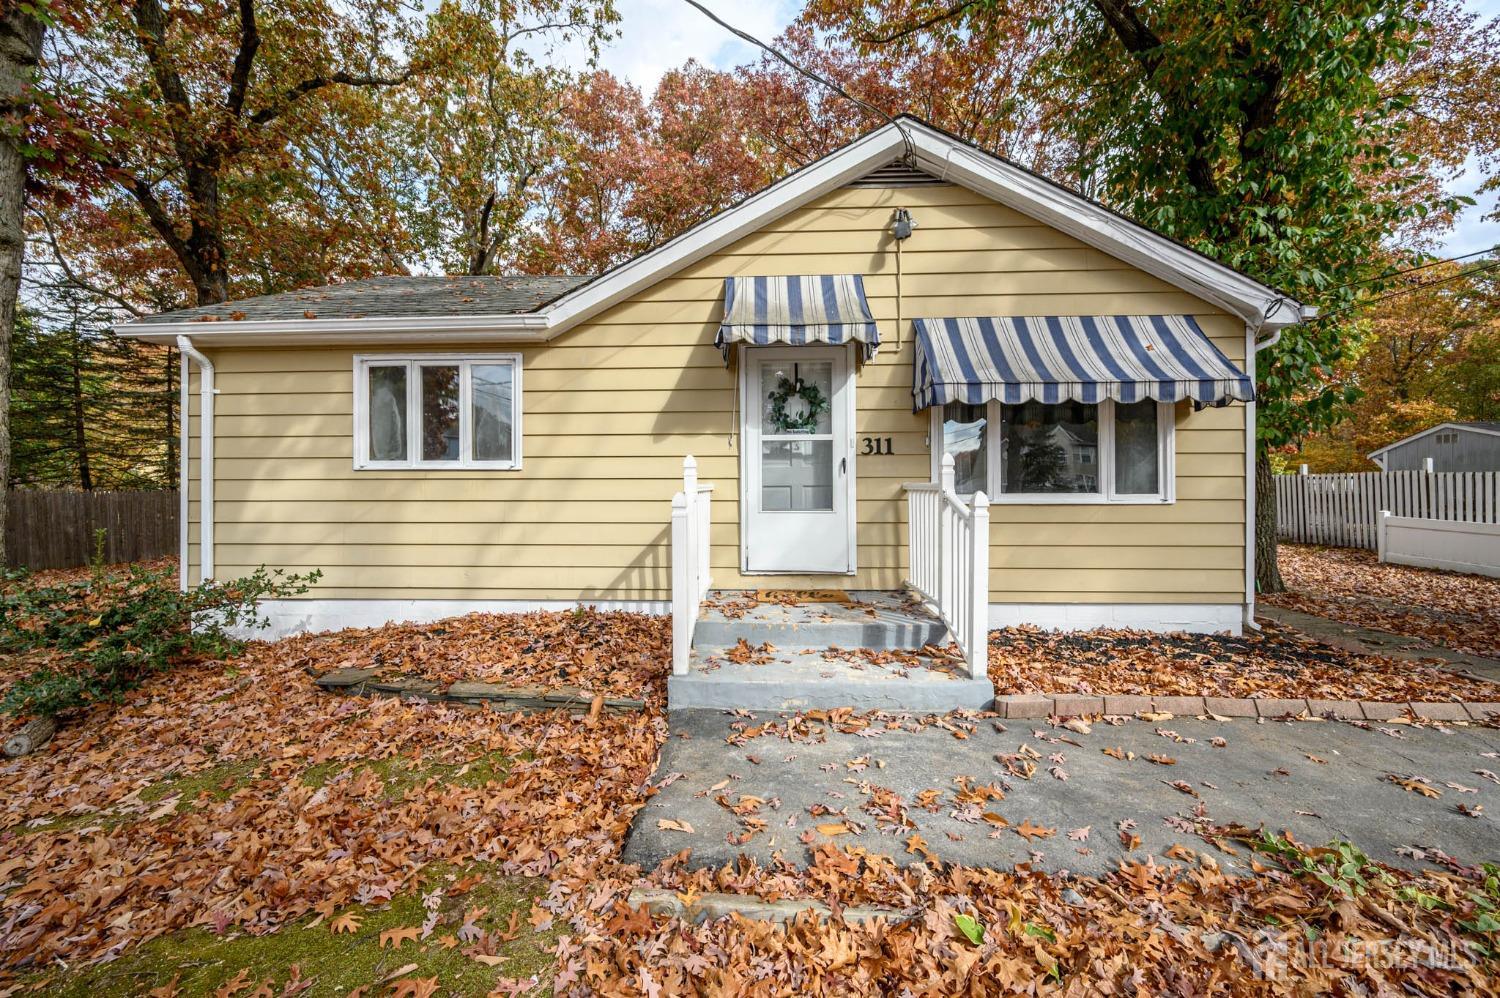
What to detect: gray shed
<box><xmin>1368</xmin><ymin>421</ymin><xmax>1500</xmax><ymax>472</ymax></box>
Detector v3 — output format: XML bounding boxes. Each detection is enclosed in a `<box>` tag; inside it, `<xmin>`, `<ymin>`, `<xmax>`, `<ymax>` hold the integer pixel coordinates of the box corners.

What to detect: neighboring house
<box><xmin>1367</xmin><ymin>422</ymin><xmax>1500</xmax><ymax>472</ymax></box>
<box><xmin>119</xmin><ymin>117</ymin><xmax>1311</xmax><ymax>647</ymax></box>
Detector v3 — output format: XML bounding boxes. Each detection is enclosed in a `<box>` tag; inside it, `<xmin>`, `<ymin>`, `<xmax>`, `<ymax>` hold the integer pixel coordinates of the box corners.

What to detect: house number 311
<box><xmin>861</xmin><ymin>437</ymin><xmax>894</xmax><ymax>455</ymax></box>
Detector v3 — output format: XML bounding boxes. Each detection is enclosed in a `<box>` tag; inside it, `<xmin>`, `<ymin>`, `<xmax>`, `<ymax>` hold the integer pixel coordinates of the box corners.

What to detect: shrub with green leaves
<box><xmin>0</xmin><ymin>562</ymin><xmax>320</xmax><ymax>719</ymax></box>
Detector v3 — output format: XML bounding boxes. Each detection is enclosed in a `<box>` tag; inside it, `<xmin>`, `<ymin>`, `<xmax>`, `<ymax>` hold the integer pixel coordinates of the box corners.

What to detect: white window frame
<box><xmin>929</xmin><ymin>398</ymin><xmax>1175</xmax><ymax>504</ymax></box>
<box><xmin>353</xmin><ymin>353</ymin><xmax>523</xmax><ymax>471</ymax></box>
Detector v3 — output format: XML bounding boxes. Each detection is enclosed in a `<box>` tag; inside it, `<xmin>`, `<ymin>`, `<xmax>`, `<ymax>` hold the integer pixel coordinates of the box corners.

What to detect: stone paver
<box><xmin>625</xmin><ymin>710</ymin><xmax>1500</xmax><ymax>877</ymax></box>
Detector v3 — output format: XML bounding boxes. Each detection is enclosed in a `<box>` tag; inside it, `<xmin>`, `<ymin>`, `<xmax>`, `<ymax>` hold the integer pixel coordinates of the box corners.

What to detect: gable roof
<box><xmin>137</xmin><ymin>275</ymin><xmax>592</xmax><ymax>326</ymax></box>
<box><xmin>120</xmin><ymin>117</ymin><xmax>1312</xmax><ymax>346</ymax></box>
<box><xmin>1368</xmin><ymin>421</ymin><xmax>1500</xmax><ymax>460</ymax></box>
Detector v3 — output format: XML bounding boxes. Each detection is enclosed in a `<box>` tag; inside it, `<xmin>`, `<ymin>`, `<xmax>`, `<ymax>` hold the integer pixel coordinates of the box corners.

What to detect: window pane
<box><xmin>367</xmin><ymin>365</ymin><xmax>407</xmax><ymax>462</ymax></box>
<box><xmin>1114</xmin><ymin>400</ymin><xmax>1160</xmax><ymax>495</ymax></box>
<box><xmin>759</xmin><ymin>360</ymin><xmax>832</xmax><ymax>435</ymax></box>
<box><xmin>761</xmin><ymin>439</ymin><xmax>833</xmax><ymax>511</ymax></box>
<box><xmin>941</xmin><ymin>402</ymin><xmax>988</xmax><ymax>495</ymax></box>
<box><xmin>471</xmin><ymin>363</ymin><xmax>514</xmax><ymax>463</ymax></box>
<box><xmin>1000</xmin><ymin>401</ymin><xmax>1100</xmax><ymax>494</ymax></box>
<box><xmin>420</xmin><ymin>365</ymin><xmax>460</xmax><ymax>461</ymax></box>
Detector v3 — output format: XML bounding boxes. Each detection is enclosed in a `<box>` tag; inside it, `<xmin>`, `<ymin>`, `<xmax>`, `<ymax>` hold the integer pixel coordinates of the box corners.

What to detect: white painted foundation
<box><xmin>988</xmin><ymin>602</ymin><xmax>1244</xmax><ymax>636</ymax></box>
<box><xmin>238</xmin><ymin>597</ymin><xmax>1245</xmax><ymax>640</ymax></box>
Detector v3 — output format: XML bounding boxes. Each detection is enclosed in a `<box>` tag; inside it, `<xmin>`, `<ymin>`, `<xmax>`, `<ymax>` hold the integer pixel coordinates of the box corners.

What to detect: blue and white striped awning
<box><xmin>716</xmin><ymin>275</ymin><xmax>880</xmax><ymax>361</ymax></box>
<box><xmin>912</xmin><ymin>315</ymin><xmax>1254</xmax><ymax>411</ymax></box>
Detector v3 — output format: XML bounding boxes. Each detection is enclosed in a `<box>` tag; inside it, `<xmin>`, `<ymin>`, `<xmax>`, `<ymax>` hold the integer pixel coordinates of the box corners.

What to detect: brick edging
<box><xmin>994</xmin><ymin>693</ymin><xmax>1500</xmax><ymax>723</ymax></box>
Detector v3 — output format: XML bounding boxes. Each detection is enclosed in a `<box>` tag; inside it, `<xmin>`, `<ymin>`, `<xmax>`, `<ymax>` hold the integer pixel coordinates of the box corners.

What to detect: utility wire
<box><xmin>1320</xmin><ymin>244</ymin><xmax>1498</xmax><ymax>294</ymax></box>
<box><xmin>1309</xmin><ymin>257</ymin><xmax>1500</xmax><ymax>322</ymax></box>
<box><xmin>678</xmin><ymin>0</ymin><xmax>916</xmax><ymax>163</ymax></box>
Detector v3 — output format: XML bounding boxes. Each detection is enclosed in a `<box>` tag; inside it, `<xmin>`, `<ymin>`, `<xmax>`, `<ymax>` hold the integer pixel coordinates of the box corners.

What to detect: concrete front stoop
<box><xmin>667</xmin><ymin>590</ymin><xmax>996</xmax><ymax>712</ymax></box>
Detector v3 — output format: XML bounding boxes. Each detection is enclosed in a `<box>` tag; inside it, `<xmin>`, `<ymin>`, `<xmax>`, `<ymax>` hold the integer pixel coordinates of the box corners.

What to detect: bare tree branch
<box><xmin>249</xmin><ymin>68</ymin><xmax>413</xmax><ymax>127</ymax></box>
<box><xmin>26</xmin><ymin>209</ymin><xmax>146</xmax><ymax>317</ymax></box>
<box><xmin>857</xmin><ymin>1</ymin><xmax>979</xmax><ymax>45</ymax></box>
<box><xmin>226</xmin><ymin>0</ymin><xmax>261</xmax><ymax>120</ymax></box>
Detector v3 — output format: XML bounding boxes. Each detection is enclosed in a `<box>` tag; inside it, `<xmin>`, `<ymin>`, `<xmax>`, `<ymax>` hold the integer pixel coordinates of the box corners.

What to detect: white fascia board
<box><xmin>538</xmin><ymin>127</ymin><xmax>908</xmax><ymax>336</ymax></box>
<box><xmin>905</xmin><ymin>126</ymin><xmax>1303</xmax><ymax>330</ymax></box>
<box><xmin>117</xmin><ymin>313</ymin><xmax>550</xmax><ymax>345</ymax></box>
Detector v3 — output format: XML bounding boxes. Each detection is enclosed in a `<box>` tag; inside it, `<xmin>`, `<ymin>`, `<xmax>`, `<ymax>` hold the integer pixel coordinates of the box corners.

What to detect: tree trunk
<box><xmin>4</xmin><ymin>715</ymin><xmax>56</xmax><ymax>757</ymax></box>
<box><xmin>0</xmin><ymin>7</ymin><xmax>44</xmax><ymax>565</ymax></box>
<box><xmin>70</xmin><ymin>331</ymin><xmax>91</xmax><ymax>490</ymax></box>
<box><xmin>1254</xmin><ymin>447</ymin><xmax>1284</xmax><ymax>594</ymax></box>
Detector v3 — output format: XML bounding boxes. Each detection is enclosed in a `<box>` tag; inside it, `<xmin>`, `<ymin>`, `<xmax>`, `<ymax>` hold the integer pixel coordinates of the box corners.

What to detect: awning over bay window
<box><xmin>715</xmin><ymin>275</ymin><xmax>880</xmax><ymax>361</ymax></box>
<box><xmin>911</xmin><ymin>315</ymin><xmax>1254</xmax><ymax>411</ymax></box>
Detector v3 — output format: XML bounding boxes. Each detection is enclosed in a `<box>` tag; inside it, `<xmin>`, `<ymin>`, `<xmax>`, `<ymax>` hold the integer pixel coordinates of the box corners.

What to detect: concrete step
<box><xmin>696</xmin><ymin>590</ymin><xmax>950</xmax><ymax>652</ymax></box>
<box><xmin>668</xmin><ymin>646</ymin><xmax>994</xmax><ymax>712</ymax></box>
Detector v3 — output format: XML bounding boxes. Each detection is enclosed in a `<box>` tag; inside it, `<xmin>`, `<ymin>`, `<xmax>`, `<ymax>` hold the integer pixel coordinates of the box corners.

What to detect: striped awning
<box><xmin>912</xmin><ymin>315</ymin><xmax>1254</xmax><ymax>411</ymax></box>
<box><xmin>715</xmin><ymin>275</ymin><xmax>880</xmax><ymax>361</ymax></box>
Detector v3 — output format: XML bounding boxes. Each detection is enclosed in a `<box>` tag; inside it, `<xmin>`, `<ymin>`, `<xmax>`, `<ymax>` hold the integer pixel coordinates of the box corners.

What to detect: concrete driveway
<box><xmin>624</xmin><ymin>710</ymin><xmax>1500</xmax><ymax>876</ymax></box>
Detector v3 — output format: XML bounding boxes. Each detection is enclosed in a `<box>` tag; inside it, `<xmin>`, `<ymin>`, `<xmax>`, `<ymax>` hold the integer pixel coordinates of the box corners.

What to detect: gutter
<box><xmin>176</xmin><ymin>335</ymin><xmax>215</xmax><ymax>583</ymax></box>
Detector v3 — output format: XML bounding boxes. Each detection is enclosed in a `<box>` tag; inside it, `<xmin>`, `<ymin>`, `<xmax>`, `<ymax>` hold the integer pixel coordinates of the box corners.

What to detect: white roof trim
<box><xmin>118</xmin><ymin>119</ymin><xmax>1307</xmax><ymax>345</ymax></box>
<box><xmin>1367</xmin><ymin>421</ymin><xmax>1500</xmax><ymax>460</ymax></box>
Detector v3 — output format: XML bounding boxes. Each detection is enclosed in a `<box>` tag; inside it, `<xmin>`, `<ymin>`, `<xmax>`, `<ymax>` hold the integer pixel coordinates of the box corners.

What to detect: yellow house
<box><xmin>120</xmin><ymin>118</ymin><xmax>1311</xmax><ymax>710</ymax></box>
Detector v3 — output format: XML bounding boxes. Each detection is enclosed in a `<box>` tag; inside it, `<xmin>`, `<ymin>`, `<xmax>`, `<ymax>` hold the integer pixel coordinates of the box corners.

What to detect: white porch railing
<box><xmin>671</xmin><ymin>455</ymin><xmax>715</xmax><ymax>675</ymax></box>
<box><xmin>903</xmin><ymin>454</ymin><xmax>990</xmax><ymax>678</ymax></box>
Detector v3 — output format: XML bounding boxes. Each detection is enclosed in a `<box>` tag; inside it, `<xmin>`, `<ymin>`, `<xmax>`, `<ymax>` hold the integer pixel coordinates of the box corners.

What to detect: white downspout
<box><xmin>178</xmin><ymin>347</ymin><xmax>189</xmax><ymax>590</ymax></box>
<box><xmin>176</xmin><ymin>335</ymin><xmax>215</xmax><ymax>583</ymax></box>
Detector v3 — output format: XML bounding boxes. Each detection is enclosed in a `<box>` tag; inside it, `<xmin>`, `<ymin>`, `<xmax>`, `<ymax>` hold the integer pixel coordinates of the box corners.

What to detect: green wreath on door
<box><xmin>767</xmin><ymin>373</ymin><xmax>830</xmax><ymax>434</ymax></box>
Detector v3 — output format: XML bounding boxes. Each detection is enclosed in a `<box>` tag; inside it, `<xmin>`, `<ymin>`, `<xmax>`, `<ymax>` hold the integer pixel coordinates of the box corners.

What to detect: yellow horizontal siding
<box><xmin>181</xmin><ymin>182</ymin><xmax>1247</xmax><ymax>605</ymax></box>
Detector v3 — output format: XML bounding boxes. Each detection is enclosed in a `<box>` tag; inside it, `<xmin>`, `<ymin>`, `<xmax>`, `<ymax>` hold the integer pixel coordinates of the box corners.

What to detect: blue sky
<box><xmin>565</xmin><ymin>0</ymin><xmax>1498</xmax><ymax>258</ymax></box>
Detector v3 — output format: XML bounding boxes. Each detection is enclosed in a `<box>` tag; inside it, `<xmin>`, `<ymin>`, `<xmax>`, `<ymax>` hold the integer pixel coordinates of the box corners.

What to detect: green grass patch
<box><xmin>13</xmin><ymin>759</ymin><xmax>263</xmax><ymax>837</ymax></box>
<box><xmin>299</xmin><ymin>751</ymin><xmax>514</xmax><ymax>798</ymax></box>
<box><xmin>28</xmin><ymin>867</ymin><xmax>557</xmax><ymax>997</ymax></box>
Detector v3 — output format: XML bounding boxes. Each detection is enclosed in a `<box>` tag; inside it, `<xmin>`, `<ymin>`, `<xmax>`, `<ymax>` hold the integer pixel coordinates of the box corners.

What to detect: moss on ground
<box><xmin>29</xmin><ymin>867</ymin><xmax>557</xmax><ymax>997</ymax></box>
<box><xmin>298</xmin><ymin>750</ymin><xmax>514</xmax><ymax>798</ymax></box>
<box><xmin>13</xmin><ymin>759</ymin><xmax>263</xmax><ymax>837</ymax></box>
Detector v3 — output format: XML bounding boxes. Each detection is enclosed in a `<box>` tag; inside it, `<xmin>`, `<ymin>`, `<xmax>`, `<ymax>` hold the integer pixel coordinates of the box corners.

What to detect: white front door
<box><xmin>741</xmin><ymin>346</ymin><xmax>855</xmax><ymax>574</ymax></box>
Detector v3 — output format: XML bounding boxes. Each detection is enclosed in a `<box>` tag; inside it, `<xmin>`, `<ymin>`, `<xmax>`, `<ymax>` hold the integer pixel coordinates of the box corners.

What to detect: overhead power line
<box><xmin>1321</xmin><ymin>244</ymin><xmax>1498</xmax><ymax>294</ymax></box>
<box><xmin>1311</xmin><ymin>257</ymin><xmax>1500</xmax><ymax>322</ymax></box>
<box><xmin>678</xmin><ymin>0</ymin><xmax>916</xmax><ymax>163</ymax></box>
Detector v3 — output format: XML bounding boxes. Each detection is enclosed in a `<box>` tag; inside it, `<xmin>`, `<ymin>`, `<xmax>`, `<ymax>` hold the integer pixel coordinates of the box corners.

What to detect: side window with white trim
<box><xmin>355</xmin><ymin>354</ymin><xmax>522</xmax><ymax>470</ymax></box>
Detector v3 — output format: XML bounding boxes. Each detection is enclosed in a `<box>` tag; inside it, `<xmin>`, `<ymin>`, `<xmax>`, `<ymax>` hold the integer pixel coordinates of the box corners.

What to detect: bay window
<box><xmin>933</xmin><ymin>398</ymin><xmax>1174</xmax><ymax>502</ymax></box>
<box><xmin>354</xmin><ymin>354</ymin><xmax>522</xmax><ymax>470</ymax></box>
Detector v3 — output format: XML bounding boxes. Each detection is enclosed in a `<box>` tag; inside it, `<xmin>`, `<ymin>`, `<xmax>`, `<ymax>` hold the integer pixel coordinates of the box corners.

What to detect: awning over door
<box><xmin>716</xmin><ymin>275</ymin><xmax>880</xmax><ymax>361</ymax></box>
<box><xmin>912</xmin><ymin>315</ymin><xmax>1254</xmax><ymax>411</ymax></box>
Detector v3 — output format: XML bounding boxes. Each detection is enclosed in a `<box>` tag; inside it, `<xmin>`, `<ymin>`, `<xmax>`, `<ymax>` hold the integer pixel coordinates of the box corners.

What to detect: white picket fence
<box><xmin>670</xmin><ymin>456</ymin><xmax>714</xmax><ymax>675</ymax></box>
<box><xmin>903</xmin><ymin>454</ymin><xmax>990</xmax><ymax>678</ymax></box>
<box><xmin>1276</xmin><ymin>469</ymin><xmax>1500</xmax><ymax>550</ymax></box>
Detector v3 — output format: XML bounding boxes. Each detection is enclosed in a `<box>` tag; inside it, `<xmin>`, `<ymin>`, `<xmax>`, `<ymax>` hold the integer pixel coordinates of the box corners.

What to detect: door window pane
<box><xmin>420</xmin><ymin>365</ymin><xmax>460</xmax><ymax>461</ymax></box>
<box><xmin>1114</xmin><ymin>400</ymin><xmax>1160</xmax><ymax>494</ymax></box>
<box><xmin>760</xmin><ymin>360</ymin><xmax>832</xmax><ymax>435</ymax></box>
<box><xmin>367</xmin><ymin>365</ymin><xmax>407</xmax><ymax>462</ymax></box>
<box><xmin>761</xmin><ymin>439</ymin><xmax>833</xmax><ymax>511</ymax></box>
<box><xmin>941</xmin><ymin>402</ymin><xmax>987</xmax><ymax>495</ymax></box>
<box><xmin>471</xmin><ymin>363</ymin><xmax>514</xmax><ymax>462</ymax></box>
<box><xmin>1000</xmin><ymin>400</ymin><xmax>1100</xmax><ymax>494</ymax></box>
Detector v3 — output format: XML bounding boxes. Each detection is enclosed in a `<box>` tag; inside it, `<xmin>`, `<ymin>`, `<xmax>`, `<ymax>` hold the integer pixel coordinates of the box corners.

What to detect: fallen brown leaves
<box><xmin>3</xmin><ymin>578</ymin><xmax>1498</xmax><ymax>994</ymax></box>
<box><xmin>988</xmin><ymin>621</ymin><xmax>1499</xmax><ymax>701</ymax></box>
<box><xmin>1264</xmin><ymin>544</ymin><xmax>1500</xmax><ymax>658</ymax></box>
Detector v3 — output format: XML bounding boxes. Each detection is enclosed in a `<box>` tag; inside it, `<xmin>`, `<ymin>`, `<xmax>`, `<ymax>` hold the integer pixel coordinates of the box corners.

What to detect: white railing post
<box><xmin>671</xmin><ymin>491</ymin><xmax>691</xmax><ymax>675</ymax></box>
<box><xmin>968</xmin><ymin>491</ymin><xmax>989</xmax><ymax>679</ymax></box>
<box><xmin>1377</xmin><ymin>509</ymin><xmax>1390</xmax><ymax>564</ymax></box>
<box><xmin>937</xmin><ymin>455</ymin><xmax>954</xmax><ymax>622</ymax></box>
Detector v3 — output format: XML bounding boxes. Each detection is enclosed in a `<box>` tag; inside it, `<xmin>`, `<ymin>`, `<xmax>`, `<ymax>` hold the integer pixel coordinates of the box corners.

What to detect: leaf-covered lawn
<box><xmin>2</xmin><ymin>565</ymin><xmax>1499</xmax><ymax>993</ymax></box>
<box><xmin>988</xmin><ymin>621</ymin><xmax>1500</xmax><ymax>701</ymax></box>
<box><xmin>1264</xmin><ymin>543</ymin><xmax>1500</xmax><ymax>658</ymax></box>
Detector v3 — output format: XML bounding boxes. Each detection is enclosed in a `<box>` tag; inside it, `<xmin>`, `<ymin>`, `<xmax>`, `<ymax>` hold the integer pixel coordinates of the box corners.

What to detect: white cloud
<box><xmin>538</xmin><ymin>0</ymin><xmax>801</xmax><ymax>94</ymax></box>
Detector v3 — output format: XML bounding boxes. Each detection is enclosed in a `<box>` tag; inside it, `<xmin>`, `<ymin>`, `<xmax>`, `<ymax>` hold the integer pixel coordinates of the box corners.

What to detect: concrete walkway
<box><xmin>625</xmin><ymin>710</ymin><xmax>1500</xmax><ymax>877</ymax></box>
<box><xmin>1258</xmin><ymin>605</ymin><xmax>1500</xmax><ymax>684</ymax></box>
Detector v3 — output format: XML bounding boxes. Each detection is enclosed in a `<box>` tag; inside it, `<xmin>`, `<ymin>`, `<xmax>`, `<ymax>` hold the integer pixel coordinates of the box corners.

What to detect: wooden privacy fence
<box><xmin>1275</xmin><ymin>470</ymin><xmax>1500</xmax><ymax>550</ymax></box>
<box><xmin>5</xmin><ymin>490</ymin><xmax>179</xmax><ymax>570</ymax></box>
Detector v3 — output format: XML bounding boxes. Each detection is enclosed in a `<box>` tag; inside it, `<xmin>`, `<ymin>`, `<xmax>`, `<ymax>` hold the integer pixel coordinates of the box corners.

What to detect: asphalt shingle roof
<box><xmin>129</xmin><ymin>275</ymin><xmax>595</xmax><ymax>325</ymax></box>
